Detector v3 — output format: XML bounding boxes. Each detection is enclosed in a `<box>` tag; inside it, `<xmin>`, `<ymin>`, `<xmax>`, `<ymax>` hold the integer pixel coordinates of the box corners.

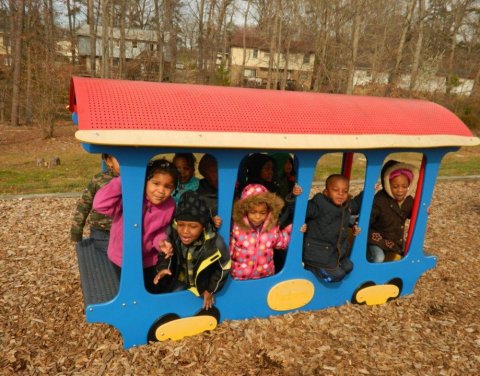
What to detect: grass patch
<box><xmin>0</xmin><ymin>140</ymin><xmax>478</xmax><ymax>195</ymax></box>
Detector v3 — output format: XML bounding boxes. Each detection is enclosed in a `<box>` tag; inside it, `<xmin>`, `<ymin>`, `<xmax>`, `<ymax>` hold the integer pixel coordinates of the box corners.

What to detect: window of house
<box><xmin>303</xmin><ymin>54</ymin><xmax>310</xmax><ymax>64</ymax></box>
<box><xmin>132</xmin><ymin>40</ymin><xmax>138</xmax><ymax>48</ymax></box>
<box><xmin>264</xmin><ymin>51</ymin><xmax>269</xmax><ymax>59</ymax></box>
<box><xmin>244</xmin><ymin>69</ymin><xmax>256</xmax><ymax>78</ymax></box>
<box><xmin>253</xmin><ymin>49</ymin><xmax>258</xmax><ymax>58</ymax></box>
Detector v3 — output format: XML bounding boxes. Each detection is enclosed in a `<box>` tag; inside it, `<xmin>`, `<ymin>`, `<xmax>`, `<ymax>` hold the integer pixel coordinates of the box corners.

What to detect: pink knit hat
<box><xmin>240</xmin><ymin>184</ymin><xmax>269</xmax><ymax>200</ymax></box>
<box><xmin>389</xmin><ymin>168</ymin><xmax>414</xmax><ymax>184</ymax></box>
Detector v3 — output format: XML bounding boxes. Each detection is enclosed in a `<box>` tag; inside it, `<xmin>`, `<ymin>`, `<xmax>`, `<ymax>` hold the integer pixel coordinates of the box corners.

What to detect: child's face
<box><xmin>106</xmin><ymin>156</ymin><xmax>120</xmax><ymax>176</ymax></box>
<box><xmin>176</xmin><ymin>220</ymin><xmax>204</xmax><ymax>245</ymax></box>
<box><xmin>324</xmin><ymin>178</ymin><xmax>349</xmax><ymax>206</ymax></box>
<box><xmin>174</xmin><ymin>157</ymin><xmax>195</xmax><ymax>184</ymax></box>
<box><xmin>260</xmin><ymin>160</ymin><xmax>274</xmax><ymax>182</ymax></box>
<box><xmin>390</xmin><ymin>174</ymin><xmax>409</xmax><ymax>202</ymax></box>
<box><xmin>247</xmin><ymin>202</ymin><xmax>269</xmax><ymax>227</ymax></box>
<box><xmin>203</xmin><ymin>164</ymin><xmax>218</xmax><ymax>189</ymax></box>
<box><xmin>145</xmin><ymin>171</ymin><xmax>175</xmax><ymax>205</ymax></box>
<box><xmin>284</xmin><ymin>159</ymin><xmax>293</xmax><ymax>175</ymax></box>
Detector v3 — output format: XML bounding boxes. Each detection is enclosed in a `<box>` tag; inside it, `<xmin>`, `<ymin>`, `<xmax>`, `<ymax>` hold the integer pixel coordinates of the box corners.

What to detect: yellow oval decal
<box><xmin>267</xmin><ymin>279</ymin><xmax>315</xmax><ymax>311</ymax></box>
<box><xmin>154</xmin><ymin>315</ymin><xmax>217</xmax><ymax>341</ymax></box>
<box><xmin>355</xmin><ymin>284</ymin><xmax>400</xmax><ymax>306</ymax></box>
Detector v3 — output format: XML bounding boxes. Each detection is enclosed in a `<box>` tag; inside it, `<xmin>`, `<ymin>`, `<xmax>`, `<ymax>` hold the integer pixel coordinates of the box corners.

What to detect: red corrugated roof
<box><xmin>69</xmin><ymin>76</ymin><xmax>474</xmax><ymax>138</ymax></box>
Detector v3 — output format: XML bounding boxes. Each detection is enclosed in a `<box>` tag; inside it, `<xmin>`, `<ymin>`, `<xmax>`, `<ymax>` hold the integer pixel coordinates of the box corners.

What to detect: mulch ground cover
<box><xmin>1</xmin><ymin>180</ymin><xmax>479</xmax><ymax>375</ymax></box>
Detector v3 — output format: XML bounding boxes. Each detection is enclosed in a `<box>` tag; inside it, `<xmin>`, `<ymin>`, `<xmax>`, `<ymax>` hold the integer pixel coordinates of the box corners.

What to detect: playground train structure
<box><xmin>69</xmin><ymin>76</ymin><xmax>479</xmax><ymax>349</ymax></box>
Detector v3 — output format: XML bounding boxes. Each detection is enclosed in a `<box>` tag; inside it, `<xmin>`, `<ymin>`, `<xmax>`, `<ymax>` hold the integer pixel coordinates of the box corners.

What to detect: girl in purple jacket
<box><xmin>93</xmin><ymin>159</ymin><xmax>178</xmax><ymax>293</ymax></box>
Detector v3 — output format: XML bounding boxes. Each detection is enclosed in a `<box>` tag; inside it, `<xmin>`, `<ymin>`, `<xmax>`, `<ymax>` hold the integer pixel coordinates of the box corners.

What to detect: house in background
<box><xmin>0</xmin><ymin>9</ymin><xmax>10</xmax><ymax>69</ymax></box>
<box><xmin>228</xmin><ymin>32</ymin><xmax>315</xmax><ymax>90</ymax></box>
<box><xmin>76</xmin><ymin>23</ymin><xmax>161</xmax><ymax>76</ymax></box>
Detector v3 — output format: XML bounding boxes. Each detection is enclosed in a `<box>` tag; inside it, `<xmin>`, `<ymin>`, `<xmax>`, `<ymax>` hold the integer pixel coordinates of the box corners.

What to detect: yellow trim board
<box><xmin>75</xmin><ymin>130</ymin><xmax>480</xmax><ymax>149</ymax></box>
<box><xmin>267</xmin><ymin>279</ymin><xmax>315</xmax><ymax>311</ymax></box>
<box><xmin>355</xmin><ymin>284</ymin><xmax>400</xmax><ymax>306</ymax></box>
<box><xmin>154</xmin><ymin>316</ymin><xmax>218</xmax><ymax>341</ymax></box>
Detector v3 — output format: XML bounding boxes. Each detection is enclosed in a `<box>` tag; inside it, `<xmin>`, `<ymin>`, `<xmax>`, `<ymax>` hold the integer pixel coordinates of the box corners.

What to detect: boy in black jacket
<box><xmin>303</xmin><ymin>174</ymin><xmax>361</xmax><ymax>282</ymax></box>
<box><xmin>154</xmin><ymin>191</ymin><xmax>231</xmax><ymax>310</ymax></box>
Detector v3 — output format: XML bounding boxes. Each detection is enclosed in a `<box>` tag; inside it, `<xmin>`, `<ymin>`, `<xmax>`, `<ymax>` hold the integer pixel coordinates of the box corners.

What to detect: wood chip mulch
<box><xmin>1</xmin><ymin>180</ymin><xmax>479</xmax><ymax>376</ymax></box>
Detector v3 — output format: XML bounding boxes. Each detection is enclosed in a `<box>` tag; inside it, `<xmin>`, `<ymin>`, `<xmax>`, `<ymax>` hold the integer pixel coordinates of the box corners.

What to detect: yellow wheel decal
<box><xmin>154</xmin><ymin>315</ymin><xmax>218</xmax><ymax>341</ymax></box>
<box><xmin>267</xmin><ymin>279</ymin><xmax>315</xmax><ymax>311</ymax></box>
<box><xmin>355</xmin><ymin>284</ymin><xmax>400</xmax><ymax>306</ymax></box>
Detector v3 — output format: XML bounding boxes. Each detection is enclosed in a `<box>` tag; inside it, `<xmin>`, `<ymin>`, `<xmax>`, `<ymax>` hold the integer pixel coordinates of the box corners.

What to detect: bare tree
<box><xmin>66</xmin><ymin>0</ymin><xmax>76</xmax><ymax>64</ymax></box>
<box><xmin>410</xmin><ymin>0</ymin><xmax>425</xmax><ymax>91</ymax></box>
<box><xmin>88</xmin><ymin>0</ymin><xmax>96</xmax><ymax>76</ymax></box>
<box><xmin>388</xmin><ymin>0</ymin><xmax>416</xmax><ymax>91</ymax></box>
<box><xmin>346</xmin><ymin>0</ymin><xmax>361</xmax><ymax>94</ymax></box>
<box><xmin>154</xmin><ymin>0</ymin><xmax>165</xmax><ymax>81</ymax></box>
<box><xmin>240</xmin><ymin>0</ymin><xmax>252</xmax><ymax>86</ymax></box>
<box><xmin>101</xmin><ymin>0</ymin><xmax>110</xmax><ymax>78</ymax></box>
<box><xmin>11</xmin><ymin>0</ymin><xmax>24</xmax><ymax>127</ymax></box>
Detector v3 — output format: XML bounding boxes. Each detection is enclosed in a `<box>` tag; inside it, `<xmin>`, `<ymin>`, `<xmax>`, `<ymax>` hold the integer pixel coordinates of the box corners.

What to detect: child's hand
<box><xmin>212</xmin><ymin>215</ymin><xmax>222</xmax><ymax>228</ymax></box>
<box><xmin>292</xmin><ymin>184</ymin><xmax>303</xmax><ymax>196</ymax></box>
<box><xmin>300</xmin><ymin>224</ymin><xmax>307</xmax><ymax>233</ymax></box>
<box><xmin>352</xmin><ymin>224</ymin><xmax>361</xmax><ymax>236</ymax></box>
<box><xmin>203</xmin><ymin>291</ymin><xmax>214</xmax><ymax>310</ymax></box>
<box><xmin>375</xmin><ymin>182</ymin><xmax>381</xmax><ymax>191</ymax></box>
<box><xmin>158</xmin><ymin>240</ymin><xmax>173</xmax><ymax>258</ymax></box>
<box><xmin>153</xmin><ymin>269</ymin><xmax>172</xmax><ymax>285</ymax></box>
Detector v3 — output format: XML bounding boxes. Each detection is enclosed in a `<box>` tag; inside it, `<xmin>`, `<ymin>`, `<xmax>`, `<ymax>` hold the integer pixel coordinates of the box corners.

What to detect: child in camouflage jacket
<box><xmin>70</xmin><ymin>154</ymin><xmax>119</xmax><ymax>253</ymax></box>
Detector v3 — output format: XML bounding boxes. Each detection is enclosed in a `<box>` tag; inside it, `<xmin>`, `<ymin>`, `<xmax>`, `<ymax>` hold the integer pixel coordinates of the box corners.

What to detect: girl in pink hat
<box><xmin>230</xmin><ymin>184</ymin><xmax>292</xmax><ymax>280</ymax></box>
<box><xmin>368</xmin><ymin>160</ymin><xmax>419</xmax><ymax>263</ymax></box>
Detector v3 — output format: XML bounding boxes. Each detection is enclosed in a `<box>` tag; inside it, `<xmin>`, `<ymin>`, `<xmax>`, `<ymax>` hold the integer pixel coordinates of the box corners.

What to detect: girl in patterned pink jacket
<box><xmin>230</xmin><ymin>184</ymin><xmax>292</xmax><ymax>280</ymax></box>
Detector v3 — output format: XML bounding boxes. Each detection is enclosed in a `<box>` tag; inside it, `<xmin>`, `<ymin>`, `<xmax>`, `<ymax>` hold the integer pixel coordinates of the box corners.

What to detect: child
<box><xmin>237</xmin><ymin>153</ymin><xmax>278</xmax><ymax>196</ymax></box>
<box><xmin>196</xmin><ymin>153</ymin><xmax>218</xmax><ymax>215</ymax></box>
<box><xmin>303</xmin><ymin>174</ymin><xmax>361</xmax><ymax>283</ymax></box>
<box><xmin>153</xmin><ymin>190</ymin><xmax>231</xmax><ymax>310</ymax></box>
<box><xmin>230</xmin><ymin>184</ymin><xmax>292</xmax><ymax>280</ymax></box>
<box><xmin>93</xmin><ymin>159</ymin><xmax>178</xmax><ymax>293</ymax></box>
<box><xmin>270</xmin><ymin>152</ymin><xmax>297</xmax><ymax>200</ymax></box>
<box><xmin>172</xmin><ymin>153</ymin><xmax>200</xmax><ymax>203</ymax></box>
<box><xmin>70</xmin><ymin>153</ymin><xmax>120</xmax><ymax>254</ymax></box>
<box><xmin>367</xmin><ymin>160</ymin><xmax>418</xmax><ymax>263</ymax></box>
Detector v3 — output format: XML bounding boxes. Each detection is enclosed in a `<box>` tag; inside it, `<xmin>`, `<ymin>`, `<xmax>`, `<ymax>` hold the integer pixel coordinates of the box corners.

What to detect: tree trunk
<box><xmin>118</xmin><ymin>0</ymin><xmax>126</xmax><ymax>79</ymax></box>
<box><xmin>240</xmin><ymin>0</ymin><xmax>251</xmax><ymax>87</ymax></box>
<box><xmin>154</xmin><ymin>0</ymin><xmax>164</xmax><ymax>81</ymax></box>
<box><xmin>197</xmin><ymin>0</ymin><xmax>206</xmax><ymax>71</ymax></box>
<box><xmin>410</xmin><ymin>0</ymin><xmax>425</xmax><ymax>91</ymax></box>
<box><xmin>66</xmin><ymin>0</ymin><xmax>76</xmax><ymax>65</ymax></box>
<box><xmin>11</xmin><ymin>0</ymin><xmax>25</xmax><ymax>127</ymax></box>
<box><xmin>101</xmin><ymin>0</ymin><xmax>110</xmax><ymax>78</ymax></box>
<box><xmin>388</xmin><ymin>0</ymin><xmax>416</xmax><ymax>90</ymax></box>
<box><xmin>446</xmin><ymin>0</ymin><xmax>471</xmax><ymax>94</ymax></box>
<box><xmin>346</xmin><ymin>0</ymin><xmax>361</xmax><ymax>95</ymax></box>
<box><xmin>88</xmin><ymin>0</ymin><xmax>96</xmax><ymax>76</ymax></box>
<box><xmin>266</xmin><ymin>1</ymin><xmax>280</xmax><ymax>90</ymax></box>
<box><xmin>164</xmin><ymin>0</ymin><xmax>177</xmax><ymax>82</ymax></box>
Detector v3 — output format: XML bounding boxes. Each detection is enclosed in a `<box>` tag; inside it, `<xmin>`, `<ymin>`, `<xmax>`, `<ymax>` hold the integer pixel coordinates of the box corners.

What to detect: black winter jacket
<box><xmin>155</xmin><ymin>225</ymin><xmax>231</xmax><ymax>296</ymax></box>
<box><xmin>303</xmin><ymin>193</ymin><xmax>361</xmax><ymax>269</ymax></box>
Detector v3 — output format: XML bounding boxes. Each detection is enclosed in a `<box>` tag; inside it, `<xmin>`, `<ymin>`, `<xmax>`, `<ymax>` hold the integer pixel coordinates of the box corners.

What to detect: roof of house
<box><xmin>229</xmin><ymin>29</ymin><xmax>313</xmax><ymax>54</ymax></box>
<box><xmin>69</xmin><ymin>76</ymin><xmax>479</xmax><ymax>149</ymax></box>
<box><xmin>76</xmin><ymin>23</ymin><xmax>157</xmax><ymax>42</ymax></box>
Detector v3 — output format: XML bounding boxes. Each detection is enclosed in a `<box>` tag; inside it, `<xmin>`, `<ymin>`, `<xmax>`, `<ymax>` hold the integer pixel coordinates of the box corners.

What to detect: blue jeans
<box><xmin>367</xmin><ymin>245</ymin><xmax>385</xmax><ymax>263</ymax></box>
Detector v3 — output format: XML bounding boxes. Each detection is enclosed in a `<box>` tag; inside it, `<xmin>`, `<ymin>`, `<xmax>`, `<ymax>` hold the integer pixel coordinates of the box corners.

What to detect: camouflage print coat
<box><xmin>70</xmin><ymin>170</ymin><xmax>115</xmax><ymax>242</ymax></box>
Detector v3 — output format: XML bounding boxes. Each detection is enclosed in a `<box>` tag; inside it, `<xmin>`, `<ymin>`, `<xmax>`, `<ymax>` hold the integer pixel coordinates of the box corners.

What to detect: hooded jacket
<box><xmin>230</xmin><ymin>184</ymin><xmax>292</xmax><ymax>280</ymax></box>
<box><xmin>368</xmin><ymin>161</ymin><xmax>419</xmax><ymax>254</ymax></box>
<box><xmin>156</xmin><ymin>224</ymin><xmax>231</xmax><ymax>296</ymax></box>
<box><xmin>303</xmin><ymin>192</ymin><xmax>361</xmax><ymax>270</ymax></box>
<box><xmin>93</xmin><ymin>177</ymin><xmax>175</xmax><ymax>268</ymax></box>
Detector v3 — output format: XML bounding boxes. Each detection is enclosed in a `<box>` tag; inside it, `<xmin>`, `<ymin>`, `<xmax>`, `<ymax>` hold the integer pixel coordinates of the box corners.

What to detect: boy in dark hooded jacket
<box><xmin>303</xmin><ymin>174</ymin><xmax>362</xmax><ymax>283</ymax></box>
<box><xmin>153</xmin><ymin>190</ymin><xmax>231</xmax><ymax>310</ymax></box>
